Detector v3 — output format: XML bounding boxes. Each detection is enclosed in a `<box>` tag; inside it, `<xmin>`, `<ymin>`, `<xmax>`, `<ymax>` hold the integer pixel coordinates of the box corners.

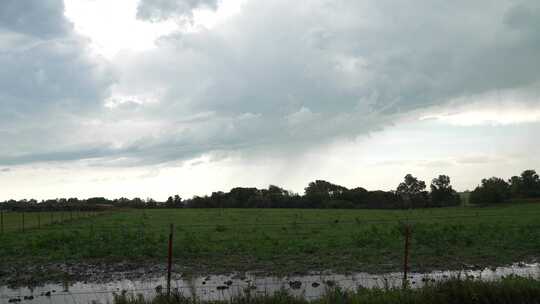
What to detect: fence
<box><xmin>0</xmin><ymin>208</ymin><xmax>103</xmax><ymax>234</ymax></box>
<box><xmin>0</xmin><ymin>208</ymin><xmax>540</xmax><ymax>303</ymax></box>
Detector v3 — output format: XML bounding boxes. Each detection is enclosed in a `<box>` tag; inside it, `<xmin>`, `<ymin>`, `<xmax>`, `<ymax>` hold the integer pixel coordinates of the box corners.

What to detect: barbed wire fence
<box><xmin>0</xmin><ymin>208</ymin><xmax>540</xmax><ymax>303</ymax></box>
<box><xmin>0</xmin><ymin>208</ymin><xmax>105</xmax><ymax>234</ymax></box>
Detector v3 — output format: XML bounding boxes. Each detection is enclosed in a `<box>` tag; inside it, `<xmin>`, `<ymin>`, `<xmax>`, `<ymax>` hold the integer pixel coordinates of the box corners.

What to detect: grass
<box><xmin>0</xmin><ymin>210</ymin><xmax>98</xmax><ymax>233</ymax></box>
<box><xmin>1</xmin><ymin>203</ymin><xmax>540</xmax><ymax>276</ymax></box>
<box><xmin>114</xmin><ymin>276</ymin><xmax>540</xmax><ymax>304</ymax></box>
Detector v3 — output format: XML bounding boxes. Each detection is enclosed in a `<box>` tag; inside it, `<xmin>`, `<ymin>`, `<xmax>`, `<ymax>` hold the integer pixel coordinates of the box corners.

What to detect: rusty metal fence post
<box><xmin>402</xmin><ymin>224</ymin><xmax>411</xmax><ymax>288</ymax></box>
<box><xmin>167</xmin><ymin>223</ymin><xmax>174</xmax><ymax>296</ymax></box>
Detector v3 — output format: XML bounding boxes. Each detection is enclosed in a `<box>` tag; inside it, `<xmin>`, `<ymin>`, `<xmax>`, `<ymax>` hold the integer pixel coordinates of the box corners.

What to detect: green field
<box><xmin>0</xmin><ymin>210</ymin><xmax>97</xmax><ymax>233</ymax></box>
<box><xmin>1</xmin><ymin>203</ymin><xmax>540</xmax><ymax>276</ymax></box>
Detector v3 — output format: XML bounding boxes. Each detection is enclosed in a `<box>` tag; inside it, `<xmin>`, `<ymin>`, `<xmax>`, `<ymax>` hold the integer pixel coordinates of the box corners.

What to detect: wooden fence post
<box><xmin>402</xmin><ymin>224</ymin><xmax>411</xmax><ymax>288</ymax></box>
<box><xmin>167</xmin><ymin>223</ymin><xmax>174</xmax><ymax>296</ymax></box>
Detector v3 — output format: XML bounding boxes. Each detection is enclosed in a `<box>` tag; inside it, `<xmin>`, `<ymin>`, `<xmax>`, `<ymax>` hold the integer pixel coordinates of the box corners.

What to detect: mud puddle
<box><xmin>1</xmin><ymin>263</ymin><xmax>539</xmax><ymax>303</ymax></box>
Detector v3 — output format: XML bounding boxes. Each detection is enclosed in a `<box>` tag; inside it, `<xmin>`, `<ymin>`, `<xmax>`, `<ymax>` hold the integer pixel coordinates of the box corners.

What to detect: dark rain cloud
<box><xmin>1</xmin><ymin>0</ymin><xmax>540</xmax><ymax>167</ymax></box>
<box><xmin>0</xmin><ymin>0</ymin><xmax>71</xmax><ymax>38</ymax></box>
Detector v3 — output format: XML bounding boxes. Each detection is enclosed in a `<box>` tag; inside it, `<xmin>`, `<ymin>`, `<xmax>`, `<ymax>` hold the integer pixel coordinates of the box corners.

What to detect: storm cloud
<box><xmin>1</xmin><ymin>0</ymin><xmax>540</xmax><ymax>167</ymax></box>
<box><xmin>0</xmin><ymin>0</ymin><xmax>71</xmax><ymax>38</ymax></box>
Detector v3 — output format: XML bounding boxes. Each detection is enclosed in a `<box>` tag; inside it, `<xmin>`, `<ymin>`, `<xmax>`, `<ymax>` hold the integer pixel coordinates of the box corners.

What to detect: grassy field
<box><xmin>1</xmin><ymin>203</ymin><xmax>540</xmax><ymax>275</ymax></box>
<box><xmin>0</xmin><ymin>210</ymin><xmax>97</xmax><ymax>233</ymax></box>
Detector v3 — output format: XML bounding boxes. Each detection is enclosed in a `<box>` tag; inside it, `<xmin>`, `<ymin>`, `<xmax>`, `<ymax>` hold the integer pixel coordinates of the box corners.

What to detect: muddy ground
<box><xmin>2</xmin><ymin>255</ymin><xmax>538</xmax><ymax>289</ymax></box>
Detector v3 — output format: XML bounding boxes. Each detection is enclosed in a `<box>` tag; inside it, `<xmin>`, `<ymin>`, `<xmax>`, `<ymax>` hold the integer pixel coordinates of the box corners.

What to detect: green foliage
<box><xmin>510</xmin><ymin>170</ymin><xmax>540</xmax><ymax>198</ymax></box>
<box><xmin>470</xmin><ymin>170</ymin><xmax>540</xmax><ymax>205</ymax></box>
<box><xmin>2</xmin><ymin>169</ymin><xmax>539</xmax><ymax>211</ymax></box>
<box><xmin>470</xmin><ymin>177</ymin><xmax>511</xmax><ymax>205</ymax></box>
<box><xmin>1</xmin><ymin>203</ymin><xmax>540</xmax><ymax>277</ymax></box>
<box><xmin>430</xmin><ymin>175</ymin><xmax>461</xmax><ymax>207</ymax></box>
<box><xmin>396</xmin><ymin>174</ymin><xmax>429</xmax><ymax>208</ymax></box>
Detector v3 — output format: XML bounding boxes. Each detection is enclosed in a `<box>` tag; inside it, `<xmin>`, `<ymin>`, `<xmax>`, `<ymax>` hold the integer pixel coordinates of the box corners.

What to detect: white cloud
<box><xmin>423</xmin><ymin>106</ymin><xmax>540</xmax><ymax>126</ymax></box>
<box><xmin>421</xmin><ymin>89</ymin><xmax>540</xmax><ymax>126</ymax></box>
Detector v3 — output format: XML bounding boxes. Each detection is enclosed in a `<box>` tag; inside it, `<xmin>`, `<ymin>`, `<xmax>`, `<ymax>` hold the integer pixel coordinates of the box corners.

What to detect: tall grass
<box><xmin>114</xmin><ymin>276</ymin><xmax>540</xmax><ymax>304</ymax></box>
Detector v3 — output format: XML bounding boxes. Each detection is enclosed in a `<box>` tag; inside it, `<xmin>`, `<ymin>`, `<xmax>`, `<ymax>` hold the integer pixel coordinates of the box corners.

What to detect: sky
<box><xmin>0</xmin><ymin>0</ymin><xmax>539</xmax><ymax>201</ymax></box>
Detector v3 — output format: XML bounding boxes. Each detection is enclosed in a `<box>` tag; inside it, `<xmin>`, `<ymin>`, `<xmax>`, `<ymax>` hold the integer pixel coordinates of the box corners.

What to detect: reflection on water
<box><xmin>1</xmin><ymin>263</ymin><xmax>539</xmax><ymax>304</ymax></box>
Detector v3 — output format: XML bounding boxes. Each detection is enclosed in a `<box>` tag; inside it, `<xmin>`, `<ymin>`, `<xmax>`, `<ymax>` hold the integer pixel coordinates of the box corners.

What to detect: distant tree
<box><xmin>341</xmin><ymin>187</ymin><xmax>369</xmax><ymax>207</ymax></box>
<box><xmin>396</xmin><ymin>174</ymin><xmax>429</xmax><ymax>208</ymax></box>
<box><xmin>145</xmin><ymin>198</ymin><xmax>157</xmax><ymax>208</ymax></box>
<box><xmin>521</xmin><ymin>170</ymin><xmax>540</xmax><ymax>188</ymax></box>
<box><xmin>187</xmin><ymin>195</ymin><xmax>214</xmax><ymax>208</ymax></box>
<box><xmin>365</xmin><ymin>190</ymin><xmax>401</xmax><ymax>209</ymax></box>
<box><xmin>469</xmin><ymin>177</ymin><xmax>510</xmax><ymax>205</ymax></box>
<box><xmin>509</xmin><ymin>170</ymin><xmax>540</xmax><ymax>198</ymax></box>
<box><xmin>264</xmin><ymin>185</ymin><xmax>292</xmax><ymax>207</ymax></box>
<box><xmin>164</xmin><ymin>195</ymin><xmax>183</xmax><ymax>208</ymax></box>
<box><xmin>509</xmin><ymin>175</ymin><xmax>521</xmax><ymax>197</ymax></box>
<box><xmin>87</xmin><ymin>197</ymin><xmax>109</xmax><ymax>205</ymax></box>
<box><xmin>304</xmin><ymin>180</ymin><xmax>348</xmax><ymax>207</ymax></box>
<box><xmin>173</xmin><ymin>194</ymin><xmax>183</xmax><ymax>207</ymax></box>
<box><xmin>210</xmin><ymin>191</ymin><xmax>227</xmax><ymax>208</ymax></box>
<box><xmin>397</xmin><ymin>174</ymin><xmax>427</xmax><ymax>195</ymax></box>
<box><xmin>229</xmin><ymin>187</ymin><xmax>260</xmax><ymax>208</ymax></box>
<box><xmin>267</xmin><ymin>185</ymin><xmax>289</xmax><ymax>197</ymax></box>
<box><xmin>430</xmin><ymin>175</ymin><xmax>461</xmax><ymax>206</ymax></box>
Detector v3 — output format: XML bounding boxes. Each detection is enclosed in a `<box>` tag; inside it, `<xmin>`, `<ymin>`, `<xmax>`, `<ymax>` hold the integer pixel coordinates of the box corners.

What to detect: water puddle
<box><xmin>1</xmin><ymin>263</ymin><xmax>539</xmax><ymax>303</ymax></box>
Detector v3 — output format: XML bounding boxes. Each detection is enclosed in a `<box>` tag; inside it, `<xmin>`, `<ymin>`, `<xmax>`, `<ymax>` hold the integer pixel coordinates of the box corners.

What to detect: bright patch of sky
<box><xmin>63</xmin><ymin>0</ymin><xmax>245</xmax><ymax>59</ymax></box>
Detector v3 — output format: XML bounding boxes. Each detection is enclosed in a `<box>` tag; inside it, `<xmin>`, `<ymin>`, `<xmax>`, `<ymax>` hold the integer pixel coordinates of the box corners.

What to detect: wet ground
<box><xmin>1</xmin><ymin>263</ymin><xmax>539</xmax><ymax>303</ymax></box>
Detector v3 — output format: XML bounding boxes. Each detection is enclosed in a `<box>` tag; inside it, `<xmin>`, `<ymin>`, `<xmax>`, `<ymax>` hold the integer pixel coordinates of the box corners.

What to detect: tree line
<box><xmin>0</xmin><ymin>173</ymin><xmax>460</xmax><ymax>210</ymax></box>
<box><xmin>1</xmin><ymin>169</ymin><xmax>538</xmax><ymax>211</ymax></box>
<box><xmin>469</xmin><ymin>169</ymin><xmax>540</xmax><ymax>204</ymax></box>
<box><xmin>181</xmin><ymin>173</ymin><xmax>460</xmax><ymax>209</ymax></box>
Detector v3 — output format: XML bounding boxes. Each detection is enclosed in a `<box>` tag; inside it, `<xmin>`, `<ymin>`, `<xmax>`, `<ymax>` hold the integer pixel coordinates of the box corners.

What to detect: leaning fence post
<box><xmin>402</xmin><ymin>224</ymin><xmax>411</xmax><ymax>288</ymax></box>
<box><xmin>167</xmin><ymin>223</ymin><xmax>174</xmax><ymax>296</ymax></box>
